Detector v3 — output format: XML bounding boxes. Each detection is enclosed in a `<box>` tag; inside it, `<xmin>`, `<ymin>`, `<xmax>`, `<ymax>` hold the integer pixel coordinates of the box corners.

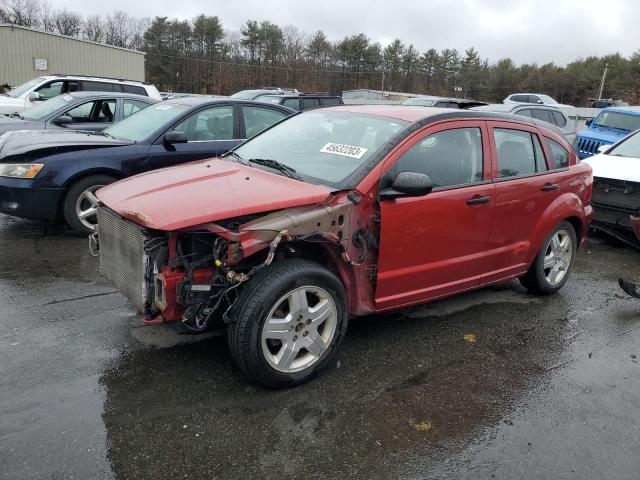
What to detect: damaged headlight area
<box><xmin>591</xmin><ymin>177</ymin><xmax>640</xmax><ymax>248</ymax></box>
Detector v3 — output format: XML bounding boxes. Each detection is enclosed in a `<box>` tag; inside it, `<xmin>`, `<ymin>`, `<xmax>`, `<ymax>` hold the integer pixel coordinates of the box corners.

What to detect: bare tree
<box><xmin>282</xmin><ymin>25</ymin><xmax>307</xmax><ymax>87</ymax></box>
<box><xmin>82</xmin><ymin>14</ymin><xmax>103</xmax><ymax>43</ymax></box>
<box><xmin>40</xmin><ymin>0</ymin><xmax>55</xmax><ymax>32</ymax></box>
<box><xmin>54</xmin><ymin>7</ymin><xmax>81</xmax><ymax>37</ymax></box>
<box><xmin>3</xmin><ymin>0</ymin><xmax>41</xmax><ymax>27</ymax></box>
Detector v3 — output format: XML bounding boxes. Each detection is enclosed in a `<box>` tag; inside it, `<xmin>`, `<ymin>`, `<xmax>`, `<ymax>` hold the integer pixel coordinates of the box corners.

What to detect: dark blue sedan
<box><xmin>0</xmin><ymin>98</ymin><xmax>294</xmax><ymax>234</ymax></box>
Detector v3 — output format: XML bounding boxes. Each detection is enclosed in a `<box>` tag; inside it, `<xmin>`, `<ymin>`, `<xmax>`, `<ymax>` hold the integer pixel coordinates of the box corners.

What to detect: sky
<box><xmin>49</xmin><ymin>0</ymin><xmax>639</xmax><ymax>65</ymax></box>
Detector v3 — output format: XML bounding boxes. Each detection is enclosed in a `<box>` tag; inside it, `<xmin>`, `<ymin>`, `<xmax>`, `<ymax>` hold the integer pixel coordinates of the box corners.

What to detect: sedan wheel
<box><xmin>261</xmin><ymin>286</ymin><xmax>338</xmax><ymax>373</ymax></box>
<box><xmin>63</xmin><ymin>174</ymin><xmax>116</xmax><ymax>236</ymax></box>
<box><xmin>75</xmin><ymin>185</ymin><xmax>103</xmax><ymax>232</ymax></box>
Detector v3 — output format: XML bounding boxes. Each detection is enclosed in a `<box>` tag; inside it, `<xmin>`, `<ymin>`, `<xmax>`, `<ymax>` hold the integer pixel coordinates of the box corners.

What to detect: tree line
<box><xmin>2</xmin><ymin>0</ymin><xmax>639</xmax><ymax>105</ymax></box>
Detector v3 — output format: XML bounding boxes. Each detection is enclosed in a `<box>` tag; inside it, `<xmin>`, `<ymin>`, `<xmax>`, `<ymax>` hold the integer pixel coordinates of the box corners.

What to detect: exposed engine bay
<box><xmin>591</xmin><ymin>177</ymin><xmax>640</xmax><ymax>249</ymax></box>
<box><xmin>94</xmin><ymin>193</ymin><xmax>377</xmax><ymax>333</ymax></box>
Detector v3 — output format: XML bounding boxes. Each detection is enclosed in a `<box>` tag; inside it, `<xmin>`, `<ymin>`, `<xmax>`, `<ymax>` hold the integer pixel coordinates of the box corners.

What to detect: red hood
<box><xmin>97</xmin><ymin>158</ymin><xmax>332</xmax><ymax>230</ymax></box>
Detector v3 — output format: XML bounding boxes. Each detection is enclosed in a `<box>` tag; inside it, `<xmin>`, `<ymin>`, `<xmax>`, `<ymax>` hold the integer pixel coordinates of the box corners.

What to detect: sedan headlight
<box><xmin>0</xmin><ymin>163</ymin><xmax>44</xmax><ymax>179</ymax></box>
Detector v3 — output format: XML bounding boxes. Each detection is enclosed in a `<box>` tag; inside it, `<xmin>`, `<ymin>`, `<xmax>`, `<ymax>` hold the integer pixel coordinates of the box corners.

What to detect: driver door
<box><xmin>375</xmin><ymin>121</ymin><xmax>496</xmax><ymax>310</ymax></box>
<box><xmin>147</xmin><ymin>105</ymin><xmax>240</xmax><ymax>170</ymax></box>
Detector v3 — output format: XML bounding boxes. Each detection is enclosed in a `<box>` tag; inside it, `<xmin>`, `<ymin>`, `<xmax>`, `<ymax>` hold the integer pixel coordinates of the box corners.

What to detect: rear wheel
<box><xmin>63</xmin><ymin>174</ymin><xmax>116</xmax><ymax>236</ymax></box>
<box><xmin>227</xmin><ymin>259</ymin><xmax>347</xmax><ymax>388</ymax></box>
<box><xmin>520</xmin><ymin>221</ymin><xmax>576</xmax><ymax>295</ymax></box>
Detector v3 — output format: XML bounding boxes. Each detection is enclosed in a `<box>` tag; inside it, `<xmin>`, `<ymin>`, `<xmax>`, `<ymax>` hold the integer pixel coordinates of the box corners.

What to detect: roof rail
<box><xmin>260</xmin><ymin>87</ymin><xmax>299</xmax><ymax>92</ymax></box>
<box><xmin>51</xmin><ymin>74</ymin><xmax>151</xmax><ymax>86</ymax></box>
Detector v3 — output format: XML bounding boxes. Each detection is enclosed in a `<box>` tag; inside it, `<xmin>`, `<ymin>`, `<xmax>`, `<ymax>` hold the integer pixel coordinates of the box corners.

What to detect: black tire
<box><xmin>63</xmin><ymin>174</ymin><xmax>116</xmax><ymax>236</ymax></box>
<box><xmin>519</xmin><ymin>221</ymin><xmax>577</xmax><ymax>295</ymax></box>
<box><xmin>227</xmin><ymin>259</ymin><xmax>348</xmax><ymax>388</ymax></box>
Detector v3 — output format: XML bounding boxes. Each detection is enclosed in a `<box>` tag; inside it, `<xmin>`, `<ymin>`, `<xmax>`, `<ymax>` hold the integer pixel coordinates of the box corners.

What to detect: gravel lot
<box><xmin>0</xmin><ymin>214</ymin><xmax>638</xmax><ymax>480</ymax></box>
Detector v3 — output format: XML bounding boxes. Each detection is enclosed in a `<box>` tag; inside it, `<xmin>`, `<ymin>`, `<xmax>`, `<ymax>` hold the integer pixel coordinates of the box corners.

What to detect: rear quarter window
<box><xmin>551</xmin><ymin>111</ymin><xmax>566</xmax><ymax>127</ymax></box>
<box><xmin>122</xmin><ymin>85</ymin><xmax>147</xmax><ymax>96</ymax></box>
<box><xmin>545</xmin><ymin>138</ymin><xmax>569</xmax><ymax>169</ymax></box>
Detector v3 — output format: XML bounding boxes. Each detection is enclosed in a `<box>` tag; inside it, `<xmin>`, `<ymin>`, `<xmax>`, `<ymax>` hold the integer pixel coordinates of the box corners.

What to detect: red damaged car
<box><xmin>94</xmin><ymin>105</ymin><xmax>593</xmax><ymax>387</ymax></box>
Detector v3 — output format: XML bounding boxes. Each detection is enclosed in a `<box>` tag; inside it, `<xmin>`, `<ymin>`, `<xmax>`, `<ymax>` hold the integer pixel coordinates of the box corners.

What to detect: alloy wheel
<box><xmin>543</xmin><ymin>229</ymin><xmax>573</xmax><ymax>286</ymax></box>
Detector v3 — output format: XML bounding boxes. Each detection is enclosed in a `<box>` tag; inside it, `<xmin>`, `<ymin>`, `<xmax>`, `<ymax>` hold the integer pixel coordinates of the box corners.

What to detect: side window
<box><xmin>494</xmin><ymin>128</ymin><xmax>537</xmax><ymax>178</ymax></box>
<box><xmin>545</xmin><ymin>138</ymin><xmax>569</xmax><ymax>169</ymax></box>
<box><xmin>516</xmin><ymin>109</ymin><xmax>532</xmax><ymax>118</ymax></box>
<box><xmin>36</xmin><ymin>81</ymin><xmax>64</xmax><ymax>100</ymax></box>
<box><xmin>123</xmin><ymin>99</ymin><xmax>150</xmax><ymax>118</ymax></box>
<box><xmin>435</xmin><ymin>101</ymin><xmax>448</xmax><ymax>107</ymax></box>
<box><xmin>511</xmin><ymin>94</ymin><xmax>528</xmax><ymax>103</ymax></box>
<box><xmin>319</xmin><ymin>97</ymin><xmax>341</xmax><ymax>107</ymax></box>
<box><xmin>301</xmin><ymin>98</ymin><xmax>319</xmax><ymax>110</ymax></box>
<box><xmin>532</xmin><ymin>134</ymin><xmax>548</xmax><ymax>172</ymax></box>
<box><xmin>283</xmin><ymin>98</ymin><xmax>300</xmax><ymax>111</ymax></box>
<box><xmin>531</xmin><ymin>109</ymin><xmax>553</xmax><ymax>124</ymax></box>
<box><xmin>528</xmin><ymin>95</ymin><xmax>542</xmax><ymax>104</ymax></box>
<box><xmin>174</xmin><ymin>106</ymin><xmax>234</xmax><ymax>141</ymax></box>
<box><xmin>64</xmin><ymin>99</ymin><xmax>116</xmax><ymax>122</ymax></box>
<box><xmin>242</xmin><ymin>106</ymin><xmax>287</xmax><ymax>138</ymax></box>
<box><xmin>121</xmin><ymin>85</ymin><xmax>147</xmax><ymax>96</ymax></box>
<box><xmin>392</xmin><ymin>127</ymin><xmax>484</xmax><ymax>188</ymax></box>
<box><xmin>82</xmin><ymin>81</ymin><xmax>116</xmax><ymax>92</ymax></box>
<box><xmin>551</xmin><ymin>111</ymin><xmax>566</xmax><ymax>127</ymax></box>
<box><xmin>64</xmin><ymin>101</ymin><xmax>96</xmax><ymax>121</ymax></box>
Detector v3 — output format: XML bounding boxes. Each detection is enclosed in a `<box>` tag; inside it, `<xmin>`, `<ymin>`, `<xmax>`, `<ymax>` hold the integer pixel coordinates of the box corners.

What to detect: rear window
<box><xmin>545</xmin><ymin>138</ymin><xmax>569</xmax><ymax>169</ymax></box>
<box><xmin>551</xmin><ymin>111</ymin><xmax>566</xmax><ymax>127</ymax></box>
<box><xmin>320</xmin><ymin>97</ymin><xmax>342</xmax><ymax>107</ymax></box>
<box><xmin>122</xmin><ymin>84</ymin><xmax>147</xmax><ymax>96</ymax></box>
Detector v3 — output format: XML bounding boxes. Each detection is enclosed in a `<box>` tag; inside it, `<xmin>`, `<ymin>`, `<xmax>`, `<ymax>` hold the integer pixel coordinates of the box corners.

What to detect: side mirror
<box><xmin>27</xmin><ymin>91</ymin><xmax>42</xmax><ymax>102</ymax></box>
<box><xmin>164</xmin><ymin>130</ymin><xmax>188</xmax><ymax>144</ymax></box>
<box><xmin>52</xmin><ymin>115</ymin><xmax>73</xmax><ymax>125</ymax></box>
<box><xmin>596</xmin><ymin>144</ymin><xmax>610</xmax><ymax>154</ymax></box>
<box><xmin>536</xmin><ymin>99</ymin><xmax>544</xmax><ymax>104</ymax></box>
<box><xmin>380</xmin><ymin>171</ymin><xmax>433</xmax><ymax>200</ymax></box>
<box><xmin>585</xmin><ymin>119</ymin><xmax>592</xmax><ymax>127</ymax></box>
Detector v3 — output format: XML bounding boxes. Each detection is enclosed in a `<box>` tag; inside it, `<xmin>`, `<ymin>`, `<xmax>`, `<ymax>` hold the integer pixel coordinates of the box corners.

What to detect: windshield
<box><xmin>21</xmin><ymin>94</ymin><xmax>73</xmax><ymax>120</ymax></box>
<box><xmin>538</xmin><ymin>94</ymin><xmax>558</xmax><ymax>104</ymax></box>
<box><xmin>230</xmin><ymin>90</ymin><xmax>261</xmax><ymax>99</ymax></box>
<box><xmin>592</xmin><ymin>111</ymin><xmax>640</xmax><ymax>131</ymax></box>
<box><xmin>6</xmin><ymin>78</ymin><xmax>44</xmax><ymax>98</ymax></box>
<box><xmin>402</xmin><ymin>98</ymin><xmax>436</xmax><ymax>106</ymax></box>
<box><xmin>607</xmin><ymin>130</ymin><xmax>640</xmax><ymax>158</ymax></box>
<box><xmin>233</xmin><ymin>110</ymin><xmax>408</xmax><ymax>187</ymax></box>
<box><xmin>105</xmin><ymin>103</ymin><xmax>188</xmax><ymax>142</ymax></box>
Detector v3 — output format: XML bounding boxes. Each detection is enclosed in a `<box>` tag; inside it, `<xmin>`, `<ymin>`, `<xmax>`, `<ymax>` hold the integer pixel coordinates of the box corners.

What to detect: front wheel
<box><xmin>520</xmin><ymin>221</ymin><xmax>577</xmax><ymax>295</ymax></box>
<box><xmin>63</xmin><ymin>174</ymin><xmax>116</xmax><ymax>236</ymax></box>
<box><xmin>227</xmin><ymin>259</ymin><xmax>348</xmax><ymax>388</ymax></box>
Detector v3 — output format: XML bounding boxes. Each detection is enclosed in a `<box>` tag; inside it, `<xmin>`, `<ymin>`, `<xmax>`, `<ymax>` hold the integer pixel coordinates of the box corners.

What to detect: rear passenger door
<box><xmin>482</xmin><ymin>122</ymin><xmax>561</xmax><ymax>282</ymax></box>
<box><xmin>376</xmin><ymin>121</ymin><xmax>495</xmax><ymax>309</ymax></box>
<box><xmin>239</xmin><ymin>105</ymin><xmax>288</xmax><ymax>139</ymax></box>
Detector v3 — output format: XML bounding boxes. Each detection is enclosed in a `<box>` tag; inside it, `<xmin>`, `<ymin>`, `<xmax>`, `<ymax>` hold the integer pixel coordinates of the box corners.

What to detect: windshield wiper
<box><xmin>223</xmin><ymin>151</ymin><xmax>248</xmax><ymax>165</ymax></box>
<box><xmin>247</xmin><ymin>158</ymin><xmax>301</xmax><ymax>180</ymax></box>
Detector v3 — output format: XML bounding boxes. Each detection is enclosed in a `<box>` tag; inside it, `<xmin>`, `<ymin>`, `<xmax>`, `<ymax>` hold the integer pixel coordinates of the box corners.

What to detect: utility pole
<box><xmin>597</xmin><ymin>63</ymin><xmax>609</xmax><ymax>99</ymax></box>
<box><xmin>381</xmin><ymin>70</ymin><xmax>385</xmax><ymax>99</ymax></box>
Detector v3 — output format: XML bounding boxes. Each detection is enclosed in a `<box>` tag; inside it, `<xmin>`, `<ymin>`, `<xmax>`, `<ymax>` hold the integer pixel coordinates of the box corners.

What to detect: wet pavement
<box><xmin>0</xmin><ymin>214</ymin><xmax>639</xmax><ymax>480</ymax></box>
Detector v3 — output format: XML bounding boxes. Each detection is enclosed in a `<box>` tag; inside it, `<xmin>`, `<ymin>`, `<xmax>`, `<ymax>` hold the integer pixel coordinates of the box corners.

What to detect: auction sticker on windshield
<box><xmin>320</xmin><ymin>143</ymin><xmax>368</xmax><ymax>159</ymax></box>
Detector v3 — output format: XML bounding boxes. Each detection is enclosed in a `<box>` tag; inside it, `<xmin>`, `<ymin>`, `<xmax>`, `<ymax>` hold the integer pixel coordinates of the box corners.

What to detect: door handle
<box><xmin>466</xmin><ymin>195</ymin><xmax>491</xmax><ymax>205</ymax></box>
<box><xmin>541</xmin><ymin>183</ymin><xmax>559</xmax><ymax>191</ymax></box>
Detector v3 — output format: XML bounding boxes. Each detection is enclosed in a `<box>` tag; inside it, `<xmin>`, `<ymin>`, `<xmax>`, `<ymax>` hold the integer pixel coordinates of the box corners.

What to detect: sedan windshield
<box><xmin>233</xmin><ymin>110</ymin><xmax>408</xmax><ymax>187</ymax></box>
<box><xmin>104</xmin><ymin>103</ymin><xmax>188</xmax><ymax>142</ymax></box>
<box><xmin>593</xmin><ymin>111</ymin><xmax>640</xmax><ymax>131</ymax></box>
<box><xmin>402</xmin><ymin>98</ymin><xmax>436</xmax><ymax>106</ymax></box>
<box><xmin>6</xmin><ymin>78</ymin><xmax>43</xmax><ymax>98</ymax></box>
<box><xmin>21</xmin><ymin>95</ymin><xmax>73</xmax><ymax>120</ymax></box>
<box><xmin>608</xmin><ymin>131</ymin><xmax>640</xmax><ymax>158</ymax></box>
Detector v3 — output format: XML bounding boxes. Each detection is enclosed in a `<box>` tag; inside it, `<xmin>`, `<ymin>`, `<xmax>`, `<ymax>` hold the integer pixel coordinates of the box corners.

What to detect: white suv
<box><xmin>0</xmin><ymin>75</ymin><xmax>162</xmax><ymax>114</ymax></box>
<box><xmin>503</xmin><ymin>93</ymin><xmax>577</xmax><ymax>123</ymax></box>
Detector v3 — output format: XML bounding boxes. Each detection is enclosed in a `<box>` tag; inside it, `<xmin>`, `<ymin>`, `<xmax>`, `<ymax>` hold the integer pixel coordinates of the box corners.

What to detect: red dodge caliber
<box><xmin>94</xmin><ymin>105</ymin><xmax>593</xmax><ymax>387</ymax></box>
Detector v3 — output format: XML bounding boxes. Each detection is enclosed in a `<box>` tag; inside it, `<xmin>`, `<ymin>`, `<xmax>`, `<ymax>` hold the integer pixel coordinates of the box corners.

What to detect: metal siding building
<box><xmin>0</xmin><ymin>24</ymin><xmax>145</xmax><ymax>87</ymax></box>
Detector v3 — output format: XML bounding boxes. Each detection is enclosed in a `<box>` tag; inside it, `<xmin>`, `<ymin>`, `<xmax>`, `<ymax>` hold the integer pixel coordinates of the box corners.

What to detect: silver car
<box><xmin>470</xmin><ymin>103</ymin><xmax>577</xmax><ymax>147</ymax></box>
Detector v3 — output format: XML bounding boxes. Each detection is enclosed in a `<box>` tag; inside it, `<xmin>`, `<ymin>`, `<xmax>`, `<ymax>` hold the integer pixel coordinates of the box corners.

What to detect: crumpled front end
<box><xmin>591</xmin><ymin>176</ymin><xmax>640</xmax><ymax>248</ymax></box>
<box><xmin>94</xmin><ymin>192</ymin><xmax>377</xmax><ymax>332</ymax></box>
